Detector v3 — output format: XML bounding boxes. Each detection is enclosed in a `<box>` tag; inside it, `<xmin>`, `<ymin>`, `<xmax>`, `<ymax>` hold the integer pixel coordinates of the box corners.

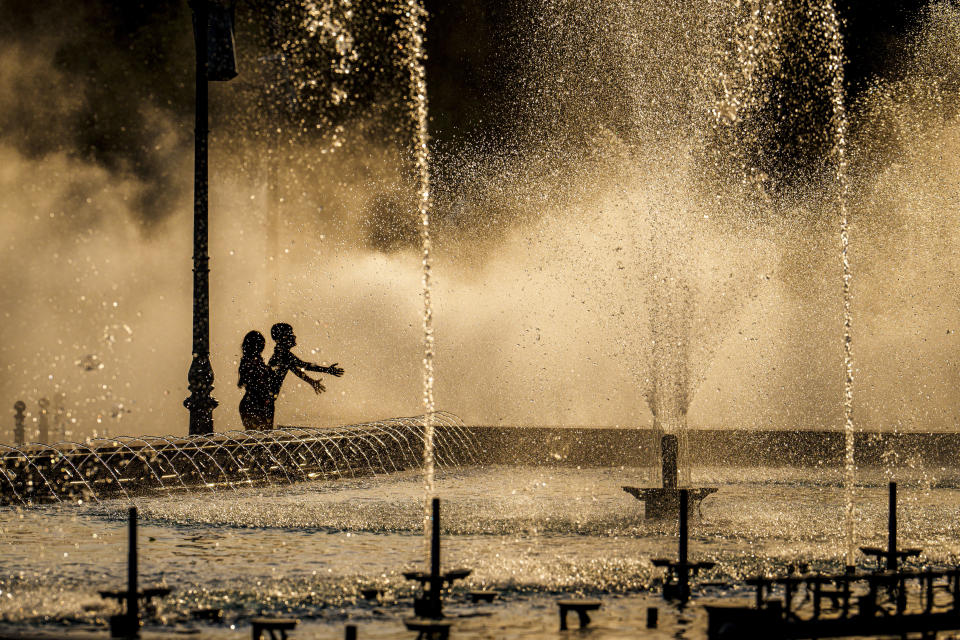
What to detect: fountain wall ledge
<box><xmin>3</xmin><ymin>421</ymin><xmax>956</xmax><ymax>505</ymax></box>
<box><xmin>462</xmin><ymin>425</ymin><xmax>960</xmax><ymax>468</ymax></box>
<box><xmin>0</xmin><ymin>412</ymin><xmax>477</xmax><ymax>505</ymax></box>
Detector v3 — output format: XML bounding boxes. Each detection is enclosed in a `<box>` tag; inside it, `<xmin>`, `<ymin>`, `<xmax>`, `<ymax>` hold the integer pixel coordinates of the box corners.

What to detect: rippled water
<box><xmin>3</xmin><ymin>465</ymin><xmax>960</xmax><ymax>638</ymax></box>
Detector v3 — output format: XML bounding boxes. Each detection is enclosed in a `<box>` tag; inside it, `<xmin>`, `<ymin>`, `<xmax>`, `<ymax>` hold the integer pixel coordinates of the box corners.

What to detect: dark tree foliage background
<box><xmin>0</xmin><ymin>0</ymin><xmax>932</xmax><ymax>227</ymax></box>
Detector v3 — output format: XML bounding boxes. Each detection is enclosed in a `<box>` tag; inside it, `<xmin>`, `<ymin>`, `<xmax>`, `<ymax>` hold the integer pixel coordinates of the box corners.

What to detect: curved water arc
<box><xmin>217</xmin><ymin>431</ymin><xmax>276</xmax><ymax>484</ymax></box>
<box><xmin>189</xmin><ymin>434</ymin><xmax>243</xmax><ymax>490</ymax></box>
<box><xmin>260</xmin><ymin>429</ymin><xmax>311</xmax><ymax>482</ymax></box>
<box><xmin>64</xmin><ymin>440</ymin><xmax>131</xmax><ymax>502</ymax></box>
<box><xmin>137</xmin><ymin>436</ymin><xmax>191</xmax><ymax>491</ymax></box>
<box><xmin>32</xmin><ymin>444</ymin><xmax>101</xmax><ymax>502</ymax></box>
<box><xmin>276</xmin><ymin>427</ymin><xmax>343</xmax><ymax>477</ymax></box>
<box><xmin>143</xmin><ymin>435</ymin><xmax>215</xmax><ymax>492</ymax></box>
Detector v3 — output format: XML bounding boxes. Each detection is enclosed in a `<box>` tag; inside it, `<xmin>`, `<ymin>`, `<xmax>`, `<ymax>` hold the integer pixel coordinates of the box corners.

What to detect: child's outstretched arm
<box><xmin>289</xmin><ymin>353</ymin><xmax>344</xmax><ymax>377</ymax></box>
<box><xmin>323</xmin><ymin>362</ymin><xmax>344</xmax><ymax>377</ymax></box>
<box><xmin>290</xmin><ymin>367</ymin><xmax>326</xmax><ymax>394</ymax></box>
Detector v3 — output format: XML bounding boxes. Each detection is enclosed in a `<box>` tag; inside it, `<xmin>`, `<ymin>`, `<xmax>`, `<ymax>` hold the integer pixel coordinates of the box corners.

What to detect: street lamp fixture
<box><xmin>184</xmin><ymin>0</ymin><xmax>237</xmax><ymax>436</ymax></box>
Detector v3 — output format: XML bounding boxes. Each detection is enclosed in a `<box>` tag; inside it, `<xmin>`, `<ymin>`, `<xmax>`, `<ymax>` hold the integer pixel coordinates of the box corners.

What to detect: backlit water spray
<box><xmin>821</xmin><ymin>0</ymin><xmax>856</xmax><ymax>566</ymax></box>
<box><xmin>397</xmin><ymin>0</ymin><xmax>437</xmax><ymax>550</ymax></box>
<box><xmin>645</xmin><ymin>203</ymin><xmax>693</xmax><ymax>484</ymax></box>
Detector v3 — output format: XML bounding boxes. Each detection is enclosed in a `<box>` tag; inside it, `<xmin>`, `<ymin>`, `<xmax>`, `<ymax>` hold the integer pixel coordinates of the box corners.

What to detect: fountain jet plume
<box><xmin>819</xmin><ymin>0</ymin><xmax>857</xmax><ymax>569</ymax></box>
<box><xmin>394</xmin><ymin>0</ymin><xmax>436</xmax><ymax>556</ymax></box>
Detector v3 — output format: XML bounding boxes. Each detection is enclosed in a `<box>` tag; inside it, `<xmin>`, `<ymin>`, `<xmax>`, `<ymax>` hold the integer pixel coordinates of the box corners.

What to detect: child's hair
<box><xmin>238</xmin><ymin>330</ymin><xmax>266</xmax><ymax>388</ymax></box>
<box><xmin>271</xmin><ymin>322</ymin><xmax>294</xmax><ymax>343</ymax></box>
<box><xmin>242</xmin><ymin>330</ymin><xmax>266</xmax><ymax>355</ymax></box>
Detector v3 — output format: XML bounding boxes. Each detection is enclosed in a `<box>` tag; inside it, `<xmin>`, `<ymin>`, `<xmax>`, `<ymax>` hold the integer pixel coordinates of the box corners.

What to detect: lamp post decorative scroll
<box><xmin>184</xmin><ymin>0</ymin><xmax>237</xmax><ymax>436</ymax></box>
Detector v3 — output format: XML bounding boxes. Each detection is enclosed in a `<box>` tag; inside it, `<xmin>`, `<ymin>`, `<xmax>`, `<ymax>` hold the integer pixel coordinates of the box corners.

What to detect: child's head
<box><xmin>271</xmin><ymin>322</ymin><xmax>296</xmax><ymax>348</ymax></box>
<box><xmin>241</xmin><ymin>330</ymin><xmax>266</xmax><ymax>356</ymax></box>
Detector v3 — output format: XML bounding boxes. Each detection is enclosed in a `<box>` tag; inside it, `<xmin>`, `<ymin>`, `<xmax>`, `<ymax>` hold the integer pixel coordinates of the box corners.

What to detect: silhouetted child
<box><xmin>269</xmin><ymin>323</ymin><xmax>344</xmax><ymax>411</ymax></box>
<box><xmin>238</xmin><ymin>330</ymin><xmax>275</xmax><ymax>430</ymax></box>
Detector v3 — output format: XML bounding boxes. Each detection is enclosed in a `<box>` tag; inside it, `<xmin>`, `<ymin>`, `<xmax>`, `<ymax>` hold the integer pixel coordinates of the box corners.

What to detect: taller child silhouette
<box><xmin>268</xmin><ymin>323</ymin><xmax>344</xmax><ymax>425</ymax></box>
<box><xmin>238</xmin><ymin>330</ymin><xmax>274</xmax><ymax>430</ymax></box>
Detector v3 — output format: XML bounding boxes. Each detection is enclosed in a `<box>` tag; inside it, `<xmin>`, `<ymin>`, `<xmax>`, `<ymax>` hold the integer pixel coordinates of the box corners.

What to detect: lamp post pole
<box><xmin>185</xmin><ymin>0</ymin><xmax>217</xmax><ymax>436</ymax></box>
<box><xmin>185</xmin><ymin>0</ymin><xmax>236</xmax><ymax>434</ymax></box>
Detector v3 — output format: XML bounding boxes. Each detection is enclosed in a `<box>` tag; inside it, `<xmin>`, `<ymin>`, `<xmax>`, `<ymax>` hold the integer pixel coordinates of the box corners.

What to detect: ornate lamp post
<box><xmin>184</xmin><ymin>0</ymin><xmax>238</xmax><ymax>435</ymax></box>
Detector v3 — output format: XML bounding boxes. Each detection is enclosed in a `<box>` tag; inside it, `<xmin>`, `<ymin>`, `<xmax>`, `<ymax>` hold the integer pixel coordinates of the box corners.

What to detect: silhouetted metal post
<box><xmin>128</xmin><ymin>506</ymin><xmax>139</xmax><ymax>634</ymax></box>
<box><xmin>662</xmin><ymin>434</ymin><xmax>678</xmax><ymax>489</ymax></box>
<box><xmin>888</xmin><ymin>481</ymin><xmax>897</xmax><ymax>571</ymax></box>
<box><xmin>13</xmin><ymin>401</ymin><xmax>25</xmax><ymax>445</ymax></box>
<box><xmin>679</xmin><ymin>488</ymin><xmax>689</xmax><ymax>603</ymax></box>
<box><xmin>184</xmin><ymin>0</ymin><xmax>237</xmax><ymax>435</ymax></box>
<box><xmin>429</xmin><ymin>497</ymin><xmax>441</xmax><ymax>618</ymax></box>
<box><xmin>37</xmin><ymin>397</ymin><xmax>49</xmax><ymax>444</ymax></box>
<box><xmin>646</xmin><ymin>606</ymin><xmax>658</xmax><ymax>628</ymax></box>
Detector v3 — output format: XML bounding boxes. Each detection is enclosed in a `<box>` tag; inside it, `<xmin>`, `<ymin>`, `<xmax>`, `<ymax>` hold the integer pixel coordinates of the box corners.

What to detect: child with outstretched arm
<box><xmin>268</xmin><ymin>322</ymin><xmax>345</xmax><ymax>397</ymax></box>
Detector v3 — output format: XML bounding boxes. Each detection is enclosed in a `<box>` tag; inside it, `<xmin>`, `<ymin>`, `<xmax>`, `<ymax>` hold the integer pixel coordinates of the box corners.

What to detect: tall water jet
<box><xmin>708</xmin><ymin>3</ymin><xmax>857</xmax><ymax>551</ymax></box>
<box><xmin>820</xmin><ymin>0</ymin><xmax>856</xmax><ymax>568</ymax></box>
<box><xmin>263</xmin><ymin>11</ymin><xmax>284</xmax><ymax>317</ymax></box>
<box><xmin>396</xmin><ymin>0</ymin><xmax>437</xmax><ymax>547</ymax></box>
<box><xmin>646</xmin><ymin>205</ymin><xmax>693</xmax><ymax>483</ymax></box>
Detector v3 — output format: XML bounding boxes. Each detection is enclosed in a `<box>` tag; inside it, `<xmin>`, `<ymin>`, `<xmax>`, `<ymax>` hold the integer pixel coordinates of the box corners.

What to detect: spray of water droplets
<box><xmin>820</xmin><ymin>0</ymin><xmax>856</xmax><ymax>566</ymax></box>
<box><xmin>396</xmin><ymin>0</ymin><xmax>436</xmax><ymax>549</ymax></box>
<box><xmin>303</xmin><ymin>0</ymin><xmax>360</xmax><ymax>99</ymax></box>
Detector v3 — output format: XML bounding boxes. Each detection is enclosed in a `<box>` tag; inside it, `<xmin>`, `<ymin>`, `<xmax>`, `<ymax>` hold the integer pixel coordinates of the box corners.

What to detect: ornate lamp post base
<box><xmin>184</xmin><ymin>354</ymin><xmax>218</xmax><ymax>436</ymax></box>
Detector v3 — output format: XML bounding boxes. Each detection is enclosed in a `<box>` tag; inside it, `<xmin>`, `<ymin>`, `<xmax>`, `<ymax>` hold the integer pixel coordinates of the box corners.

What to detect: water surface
<box><xmin>2</xmin><ymin>465</ymin><xmax>959</xmax><ymax>637</ymax></box>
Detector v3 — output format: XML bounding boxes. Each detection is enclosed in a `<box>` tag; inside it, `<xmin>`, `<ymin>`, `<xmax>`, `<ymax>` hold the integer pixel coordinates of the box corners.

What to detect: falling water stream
<box><xmin>821</xmin><ymin>0</ymin><xmax>856</xmax><ymax>566</ymax></box>
<box><xmin>713</xmin><ymin>0</ymin><xmax>858</xmax><ymax>563</ymax></box>
<box><xmin>645</xmin><ymin>204</ymin><xmax>693</xmax><ymax>485</ymax></box>
<box><xmin>396</xmin><ymin>0</ymin><xmax>437</xmax><ymax>552</ymax></box>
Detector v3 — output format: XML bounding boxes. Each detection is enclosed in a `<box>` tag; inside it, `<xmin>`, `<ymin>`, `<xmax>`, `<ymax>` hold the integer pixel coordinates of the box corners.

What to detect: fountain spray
<box><xmin>397</xmin><ymin>0</ymin><xmax>437</xmax><ymax>553</ymax></box>
<box><xmin>821</xmin><ymin>0</ymin><xmax>856</xmax><ymax>567</ymax></box>
<box><xmin>646</xmin><ymin>202</ymin><xmax>693</xmax><ymax>485</ymax></box>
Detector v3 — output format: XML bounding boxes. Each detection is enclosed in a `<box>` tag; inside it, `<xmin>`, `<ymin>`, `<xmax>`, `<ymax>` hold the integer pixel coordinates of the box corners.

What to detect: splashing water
<box><xmin>820</xmin><ymin>0</ymin><xmax>856</xmax><ymax>565</ymax></box>
<box><xmin>0</xmin><ymin>413</ymin><xmax>476</xmax><ymax>506</ymax></box>
<box><xmin>716</xmin><ymin>0</ymin><xmax>858</xmax><ymax>563</ymax></box>
<box><xmin>302</xmin><ymin>0</ymin><xmax>360</xmax><ymax>82</ymax></box>
<box><xmin>396</xmin><ymin>0</ymin><xmax>437</xmax><ymax>550</ymax></box>
<box><xmin>645</xmin><ymin>204</ymin><xmax>693</xmax><ymax>484</ymax></box>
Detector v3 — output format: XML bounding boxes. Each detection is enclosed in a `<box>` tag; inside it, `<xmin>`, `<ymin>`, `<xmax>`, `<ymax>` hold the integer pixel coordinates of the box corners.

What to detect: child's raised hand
<box><xmin>327</xmin><ymin>363</ymin><xmax>344</xmax><ymax>377</ymax></box>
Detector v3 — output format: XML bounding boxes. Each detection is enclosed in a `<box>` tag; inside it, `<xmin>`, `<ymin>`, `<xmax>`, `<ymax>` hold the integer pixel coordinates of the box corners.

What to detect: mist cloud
<box><xmin>0</xmin><ymin>0</ymin><xmax>958</xmax><ymax>443</ymax></box>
